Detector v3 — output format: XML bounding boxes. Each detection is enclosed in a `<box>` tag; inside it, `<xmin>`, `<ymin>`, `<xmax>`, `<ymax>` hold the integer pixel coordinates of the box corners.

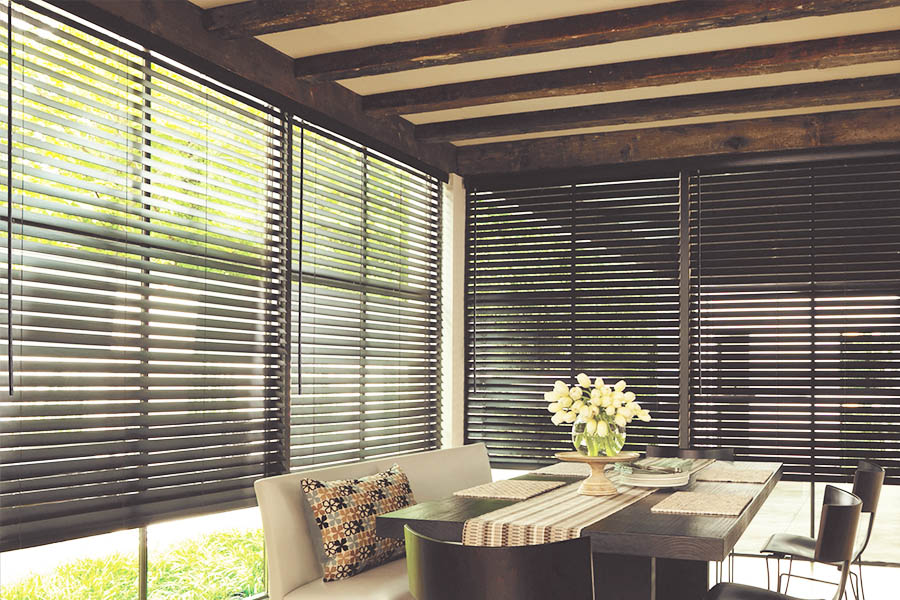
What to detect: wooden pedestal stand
<box><xmin>555</xmin><ymin>451</ymin><xmax>640</xmax><ymax>496</ymax></box>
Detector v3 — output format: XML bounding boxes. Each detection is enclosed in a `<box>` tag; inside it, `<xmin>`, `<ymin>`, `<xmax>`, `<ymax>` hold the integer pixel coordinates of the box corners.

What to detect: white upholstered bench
<box><xmin>254</xmin><ymin>443</ymin><xmax>492</xmax><ymax>600</ymax></box>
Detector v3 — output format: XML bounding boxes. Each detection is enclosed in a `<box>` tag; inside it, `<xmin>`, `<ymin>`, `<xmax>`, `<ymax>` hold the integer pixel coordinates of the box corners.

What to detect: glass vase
<box><xmin>571</xmin><ymin>416</ymin><xmax>626</xmax><ymax>457</ymax></box>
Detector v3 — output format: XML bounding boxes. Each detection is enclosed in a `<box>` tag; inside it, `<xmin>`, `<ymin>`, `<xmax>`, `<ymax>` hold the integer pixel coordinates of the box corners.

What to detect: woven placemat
<box><xmin>651</xmin><ymin>491</ymin><xmax>753</xmax><ymax>516</ymax></box>
<box><xmin>696</xmin><ymin>464</ymin><xmax>773</xmax><ymax>484</ymax></box>
<box><xmin>531</xmin><ymin>462</ymin><xmax>591</xmax><ymax>477</ymax></box>
<box><xmin>453</xmin><ymin>479</ymin><xmax>567</xmax><ymax>501</ymax></box>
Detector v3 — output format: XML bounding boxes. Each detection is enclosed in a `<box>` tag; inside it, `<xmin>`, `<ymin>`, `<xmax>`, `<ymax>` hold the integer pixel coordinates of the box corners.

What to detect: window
<box><xmin>689</xmin><ymin>158</ymin><xmax>900</xmax><ymax>483</ymax></box>
<box><xmin>292</xmin><ymin>122</ymin><xmax>441</xmax><ymax>470</ymax></box>
<box><xmin>465</xmin><ymin>176</ymin><xmax>681</xmax><ymax>467</ymax></box>
<box><xmin>0</xmin><ymin>0</ymin><xmax>442</xmax><ymax>559</ymax></box>
<box><xmin>0</xmin><ymin>0</ymin><xmax>286</xmax><ymax>551</ymax></box>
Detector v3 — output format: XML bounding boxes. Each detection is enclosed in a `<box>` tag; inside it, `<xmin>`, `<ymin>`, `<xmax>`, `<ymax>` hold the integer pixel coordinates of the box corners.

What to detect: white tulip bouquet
<box><xmin>545</xmin><ymin>373</ymin><xmax>651</xmax><ymax>457</ymax></box>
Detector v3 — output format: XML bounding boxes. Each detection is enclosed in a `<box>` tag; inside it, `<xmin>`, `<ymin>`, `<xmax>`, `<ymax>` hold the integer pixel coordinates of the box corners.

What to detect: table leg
<box><xmin>593</xmin><ymin>553</ymin><xmax>709</xmax><ymax>600</ymax></box>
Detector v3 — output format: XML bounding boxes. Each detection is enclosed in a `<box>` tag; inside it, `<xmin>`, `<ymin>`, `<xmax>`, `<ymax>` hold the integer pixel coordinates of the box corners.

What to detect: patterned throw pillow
<box><xmin>301</xmin><ymin>464</ymin><xmax>416</xmax><ymax>582</ymax></box>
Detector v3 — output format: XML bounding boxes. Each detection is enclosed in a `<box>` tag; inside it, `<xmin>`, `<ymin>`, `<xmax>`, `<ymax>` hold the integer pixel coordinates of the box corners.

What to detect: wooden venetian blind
<box><xmin>689</xmin><ymin>158</ymin><xmax>900</xmax><ymax>483</ymax></box>
<box><xmin>0</xmin><ymin>0</ymin><xmax>287</xmax><ymax>551</ymax></box>
<box><xmin>291</xmin><ymin>121</ymin><xmax>441</xmax><ymax>470</ymax></box>
<box><xmin>466</xmin><ymin>175</ymin><xmax>681</xmax><ymax>467</ymax></box>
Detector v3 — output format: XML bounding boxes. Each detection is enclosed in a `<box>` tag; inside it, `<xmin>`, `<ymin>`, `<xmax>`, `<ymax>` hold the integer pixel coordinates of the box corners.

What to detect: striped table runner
<box><xmin>462</xmin><ymin>458</ymin><xmax>713</xmax><ymax>547</ymax></box>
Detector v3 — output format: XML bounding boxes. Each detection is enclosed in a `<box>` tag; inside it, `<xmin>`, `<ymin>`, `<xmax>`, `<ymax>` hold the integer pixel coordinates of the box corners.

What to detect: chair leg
<box><xmin>857</xmin><ymin>560</ymin><xmax>865</xmax><ymax>600</ymax></box>
<box><xmin>847</xmin><ymin>569</ymin><xmax>861</xmax><ymax>600</ymax></box>
<box><xmin>728</xmin><ymin>552</ymin><xmax>734</xmax><ymax>582</ymax></box>
<box><xmin>781</xmin><ymin>557</ymin><xmax>793</xmax><ymax>595</ymax></box>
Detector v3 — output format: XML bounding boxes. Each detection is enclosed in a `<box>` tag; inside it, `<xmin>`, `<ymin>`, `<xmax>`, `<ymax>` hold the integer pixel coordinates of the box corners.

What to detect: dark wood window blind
<box><xmin>689</xmin><ymin>158</ymin><xmax>900</xmax><ymax>483</ymax></box>
<box><xmin>466</xmin><ymin>176</ymin><xmax>681</xmax><ymax>467</ymax></box>
<box><xmin>0</xmin><ymin>0</ymin><xmax>287</xmax><ymax>551</ymax></box>
<box><xmin>0</xmin><ymin>0</ymin><xmax>441</xmax><ymax>552</ymax></box>
<box><xmin>291</xmin><ymin>121</ymin><xmax>441</xmax><ymax>470</ymax></box>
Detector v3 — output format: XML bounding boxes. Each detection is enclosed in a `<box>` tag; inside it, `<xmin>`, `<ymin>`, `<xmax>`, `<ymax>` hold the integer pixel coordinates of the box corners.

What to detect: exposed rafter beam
<box><xmin>456</xmin><ymin>106</ymin><xmax>900</xmax><ymax>176</ymax></box>
<box><xmin>415</xmin><ymin>74</ymin><xmax>900</xmax><ymax>143</ymax></box>
<box><xmin>294</xmin><ymin>0</ymin><xmax>900</xmax><ymax>81</ymax></box>
<box><xmin>363</xmin><ymin>30</ymin><xmax>900</xmax><ymax>116</ymax></box>
<box><xmin>203</xmin><ymin>0</ymin><xmax>468</xmax><ymax>39</ymax></box>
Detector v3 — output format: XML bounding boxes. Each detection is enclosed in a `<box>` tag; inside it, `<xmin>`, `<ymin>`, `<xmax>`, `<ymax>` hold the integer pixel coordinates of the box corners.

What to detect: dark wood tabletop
<box><xmin>376</xmin><ymin>463</ymin><xmax>783</xmax><ymax>562</ymax></box>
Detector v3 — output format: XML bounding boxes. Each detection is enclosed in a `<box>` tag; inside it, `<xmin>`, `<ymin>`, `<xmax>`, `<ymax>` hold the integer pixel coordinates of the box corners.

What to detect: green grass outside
<box><xmin>0</xmin><ymin>529</ymin><xmax>265</xmax><ymax>600</ymax></box>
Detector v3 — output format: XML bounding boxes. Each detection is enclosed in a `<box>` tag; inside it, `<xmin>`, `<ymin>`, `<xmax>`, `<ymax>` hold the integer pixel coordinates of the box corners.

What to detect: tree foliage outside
<box><xmin>0</xmin><ymin>529</ymin><xmax>265</xmax><ymax>600</ymax></box>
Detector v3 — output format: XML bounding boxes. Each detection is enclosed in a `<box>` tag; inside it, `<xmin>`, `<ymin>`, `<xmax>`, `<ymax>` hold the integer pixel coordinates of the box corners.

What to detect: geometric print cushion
<box><xmin>301</xmin><ymin>464</ymin><xmax>416</xmax><ymax>582</ymax></box>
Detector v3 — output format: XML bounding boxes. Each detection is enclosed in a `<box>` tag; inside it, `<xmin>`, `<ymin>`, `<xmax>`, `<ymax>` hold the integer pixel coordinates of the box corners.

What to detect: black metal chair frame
<box><xmin>763</xmin><ymin>461</ymin><xmax>884</xmax><ymax>600</ymax></box>
<box><xmin>706</xmin><ymin>485</ymin><xmax>863</xmax><ymax>600</ymax></box>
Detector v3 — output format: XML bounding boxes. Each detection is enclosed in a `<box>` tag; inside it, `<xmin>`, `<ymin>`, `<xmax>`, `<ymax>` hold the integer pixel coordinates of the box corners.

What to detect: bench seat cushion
<box><xmin>284</xmin><ymin>558</ymin><xmax>412</xmax><ymax>600</ymax></box>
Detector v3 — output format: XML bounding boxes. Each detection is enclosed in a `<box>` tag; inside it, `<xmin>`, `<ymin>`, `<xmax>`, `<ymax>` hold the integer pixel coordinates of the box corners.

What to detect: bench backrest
<box><xmin>254</xmin><ymin>443</ymin><xmax>492</xmax><ymax>600</ymax></box>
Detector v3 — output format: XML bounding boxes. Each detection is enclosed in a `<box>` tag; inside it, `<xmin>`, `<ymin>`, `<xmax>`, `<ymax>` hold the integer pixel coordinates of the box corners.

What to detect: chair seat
<box><xmin>705</xmin><ymin>582</ymin><xmax>821</xmax><ymax>600</ymax></box>
<box><xmin>285</xmin><ymin>558</ymin><xmax>413</xmax><ymax>600</ymax></box>
<box><xmin>760</xmin><ymin>533</ymin><xmax>816</xmax><ymax>560</ymax></box>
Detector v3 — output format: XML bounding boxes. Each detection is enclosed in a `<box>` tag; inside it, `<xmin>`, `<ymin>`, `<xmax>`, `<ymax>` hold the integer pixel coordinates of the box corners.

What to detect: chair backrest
<box><xmin>814</xmin><ymin>485</ymin><xmax>862</xmax><ymax>564</ymax></box>
<box><xmin>645</xmin><ymin>445</ymin><xmax>735</xmax><ymax>461</ymax></box>
<box><xmin>255</xmin><ymin>443</ymin><xmax>492</xmax><ymax>600</ymax></box>
<box><xmin>405</xmin><ymin>526</ymin><xmax>593</xmax><ymax>600</ymax></box>
<box><xmin>852</xmin><ymin>460</ymin><xmax>885</xmax><ymax>515</ymax></box>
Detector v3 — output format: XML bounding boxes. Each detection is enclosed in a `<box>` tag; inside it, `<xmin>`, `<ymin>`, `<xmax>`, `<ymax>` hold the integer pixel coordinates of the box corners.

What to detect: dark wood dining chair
<box><xmin>404</xmin><ymin>525</ymin><xmax>593</xmax><ymax>600</ymax></box>
<box><xmin>706</xmin><ymin>485</ymin><xmax>863</xmax><ymax>600</ymax></box>
<box><xmin>645</xmin><ymin>445</ymin><xmax>735</xmax><ymax>461</ymax></box>
<box><xmin>760</xmin><ymin>461</ymin><xmax>885</xmax><ymax>600</ymax></box>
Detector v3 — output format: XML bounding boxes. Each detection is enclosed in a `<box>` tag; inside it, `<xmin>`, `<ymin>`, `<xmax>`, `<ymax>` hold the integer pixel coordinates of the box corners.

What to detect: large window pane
<box><xmin>147</xmin><ymin>508</ymin><xmax>264</xmax><ymax>599</ymax></box>
<box><xmin>465</xmin><ymin>175</ymin><xmax>681</xmax><ymax>467</ymax></box>
<box><xmin>0</xmin><ymin>0</ymin><xmax>286</xmax><ymax>553</ymax></box>
<box><xmin>290</xmin><ymin>122</ymin><xmax>441</xmax><ymax>471</ymax></box>
<box><xmin>0</xmin><ymin>529</ymin><xmax>139</xmax><ymax>599</ymax></box>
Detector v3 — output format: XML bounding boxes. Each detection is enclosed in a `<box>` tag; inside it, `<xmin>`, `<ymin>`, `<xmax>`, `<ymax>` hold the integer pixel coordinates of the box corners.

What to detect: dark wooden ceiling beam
<box><xmin>295</xmin><ymin>0</ymin><xmax>900</xmax><ymax>81</ymax></box>
<box><xmin>203</xmin><ymin>0</ymin><xmax>468</xmax><ymax>39</ymax></box>
<box><xmin>363</xmin><ymin>30</ymin><xmax>900</xmax><ymax>116</ymax></box>
<box><xmin>456</xmin><ymin>106</ymin><xmax>900</xmax><ymax>176</ymax></box>
<box><xmin>415</xmin><ymin>74</ymin><xmax>900</xmax><ymax>143</ymax></box>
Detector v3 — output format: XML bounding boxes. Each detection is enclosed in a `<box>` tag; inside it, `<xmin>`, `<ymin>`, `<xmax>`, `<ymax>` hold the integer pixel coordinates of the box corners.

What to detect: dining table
<box><xmin>376</xmin><ymin>459</ymin><xmax>783</xmax><ymax>600</ymax></box>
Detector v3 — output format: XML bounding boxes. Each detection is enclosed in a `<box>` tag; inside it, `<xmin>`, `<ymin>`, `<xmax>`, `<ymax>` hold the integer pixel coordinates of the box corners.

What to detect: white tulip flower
<box><xmin>554</xmin><ymin>380</ymin><xmax>569</xmax><ymax>394</ymax></box>
<box><xmin>614</xmin><ymin>380</ymin><xmax>627</xmax><ymax>392</ymax></box>
<box><xmin>551</xmin><ymin>411</ymin><xmax>566</xmax><ymax>425</ymax></box>
<box><xmin>618</xmin><ymin>405</ymin><xmax>632</xmax><ymax>419</ymax></box>
<box><xmin>559</xmin><ymin>396</ymin><xmax>573</xmax><ymax>408</ymax></box>
<box><xmin>594</xmin><ymin>377</ymin><xmax>605</xmax><ymax>388</ymax></box>
<box><xmin>613</xmin><ymin>391</ymin><xmax>625</xmax><ymax>403</ymax></box>
<box><xmin>589</xmin><ymin>387</ymin><xmax>602</xmax><ymax>403</ymax></box>
<box><xmin>590</xmin><ymin>405</ymin><xmax>600</xmax><ymax>417</ymax></box>
<box><xmin>569</xmin><ymin>386</ymin><xmax>583</xmax><ymax>401</ymax></box>
<box><xmin>548</xmin><ymin>402</ymin><xmax>560</xmax><ymax>413</ymax></box>
<box><xmin>615</xmin><ymin>414</ymin><xmax>627</xmax><ymax>428</ymax></box>
<box><xmin>580</xmin><ymin>405</ymin><xmax>593</xmax><ymax>419</ymax></box>
<box><xmin>601</xmin><ymin>385</ymin><xmax>612</xmax><ymax>397</ymax></box>
<box><xmin>544</xmin><ymin>390</ymin><xmax>559</xmax><ymax>403</ymax></box>
<box><xmin>564</xmin><ymin>411</ymin><xmax>577</xmax><ymax>424</ymax></box>
<box><xmin>585</xmin><ymin>418</ymin><xmax>598</xmax><ymax>435</ymax></box>
<box><xmin>576</xmin><ymin>373</ymin><xmax>591</xmax><ymax>388</ymax></box>
<box><xmin>605</xmin><ymin>405</ymin><xmax>615</xmax><ymax>416</ymax></box>
<box><xmin>572</xmin><ymin>400</ymin><xmax>584</xmax><ymax>412</ymax></box>
<box><xmin>638</xmin><ymin>410</ymin><xmax>652</xmax><ymax>422</ymax></box>
<box><xmin>629</xmin><ymin>402</ymin><xmax>641</xmax><ymax>413</ymax></box>
<box><xmin>624</xmin><ymin>391</ymin><xmax>635</xmax><ymax>402</ymax></box>
<box><xmin>601</xmin><ymin>395</ymin><xmax>612</xmax><ymax>408</ymax></box>
<box><xmin>597</xmin><ymin>420</ymin><xmax>609</xmax><ymax>437</ymax></box>
<box><xmin>612</xmin><ymin>397</ymin><xmax>622</xmax><ymax>409</ymax></box>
